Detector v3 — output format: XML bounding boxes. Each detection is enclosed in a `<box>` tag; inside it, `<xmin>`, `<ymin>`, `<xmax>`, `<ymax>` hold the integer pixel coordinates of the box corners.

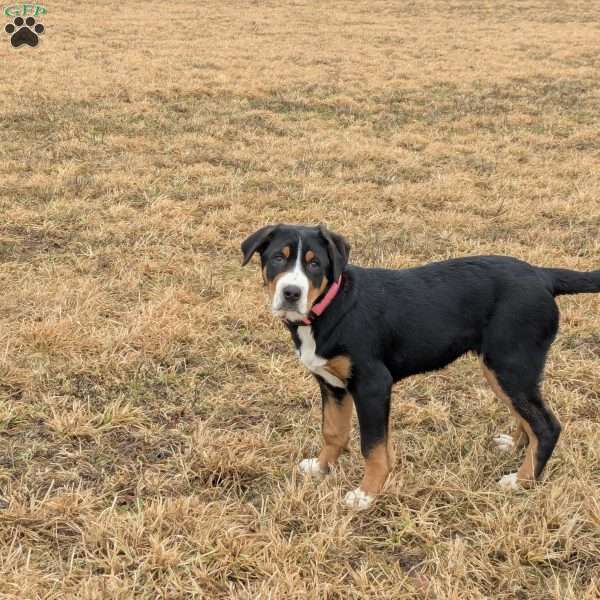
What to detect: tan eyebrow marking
<box><xmin>305</xmin><ymin>250</ymin><xmax>315</xmax><ymax>262</ymax></box>
<box><xmin>282</xmin><ymin>246</ymin><xmax>290</xmax><ymax>258</ymax></box>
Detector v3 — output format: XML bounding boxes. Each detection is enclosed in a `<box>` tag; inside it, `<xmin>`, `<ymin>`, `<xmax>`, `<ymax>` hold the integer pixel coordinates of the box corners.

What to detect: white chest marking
<box><xmin>297</xmin><ymin>326</ymin><xmax>345</xmax><ymax>388</ymax></box>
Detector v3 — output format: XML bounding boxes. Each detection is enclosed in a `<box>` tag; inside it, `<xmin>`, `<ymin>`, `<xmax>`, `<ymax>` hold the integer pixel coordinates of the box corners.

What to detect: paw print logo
<box><xmin>4</xmin><ymin>16</ymin><xmax>45</xmax><ymax>47</ymax></box>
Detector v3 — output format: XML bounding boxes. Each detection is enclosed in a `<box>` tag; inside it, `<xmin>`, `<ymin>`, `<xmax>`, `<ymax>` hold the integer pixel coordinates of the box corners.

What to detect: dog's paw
<box><xmin>493</xmin><ymin>433</ymin><xmax>515</xmax><ymax>452</ymax></box>
<box><xmin>343</xmin><ymin>488</ymin><xmax>374</xmax><ymax>510</ymax></box>
<box><xmin>298</xmin><ymin>458</ymin><xmax>325</xmax><ymax>476</ymax></box>
<box><xmin>497</xmin><ymin>472</ymin><xmax>520</xmax><ymax>491</ymax></box>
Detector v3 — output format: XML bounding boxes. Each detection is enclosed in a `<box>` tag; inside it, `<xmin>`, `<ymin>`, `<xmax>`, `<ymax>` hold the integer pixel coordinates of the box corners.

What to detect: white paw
<box><xmin>493</xmin><ymin>433</ymin><xmax>515</xmax><ymax>452</ymax></box>
<box><xmin>344</xmin><ymin>488</ymin><xmax>374</xmax><ymax>510</ymax></box>
<box><xmin>298</xmin><ymin>458</ymin><xmax>325</xmax><ymax>476</ymax></box>
<box><xmin>497</xmin><ymin>472</ymin><xmax>520</xmax><ymax>491</ymax></box>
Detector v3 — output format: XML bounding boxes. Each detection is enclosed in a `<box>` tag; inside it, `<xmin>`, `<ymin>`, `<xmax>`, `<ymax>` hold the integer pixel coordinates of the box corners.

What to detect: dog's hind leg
<box><xmin>481</xmin><ymin>291</ymin><xmax>561</xmax><ymax>489</ymax></box>
<box><xmin>481</xmin><ymin>358</ymin><xmax>528</xmax><ymax>452</ymax></box>
<box><xmin>498</xmin><ymin>385</ymin><xmax>560</xmax><ymax>490</ymax></box>
<box><xmin>483</xmin><ymin>358</ymin><xmax>561</xmax><ymax>489</ymax></box>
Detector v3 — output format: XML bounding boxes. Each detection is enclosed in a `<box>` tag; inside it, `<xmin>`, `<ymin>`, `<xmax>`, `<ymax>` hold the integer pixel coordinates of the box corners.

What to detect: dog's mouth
<box><xmin>272</xmin><ymin>305</ymin><xmax>307</xmax><ymax>322</ymax></box>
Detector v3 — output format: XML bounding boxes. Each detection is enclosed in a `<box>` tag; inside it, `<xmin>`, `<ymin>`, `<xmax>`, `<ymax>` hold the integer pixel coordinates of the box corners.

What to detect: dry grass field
<box><xmin>1</xmin><ymin>1</ymin><xmax>600</xmax><ymax>597</ymax></box>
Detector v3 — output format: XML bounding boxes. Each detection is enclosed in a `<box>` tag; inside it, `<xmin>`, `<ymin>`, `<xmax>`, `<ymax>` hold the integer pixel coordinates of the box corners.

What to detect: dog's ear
<box><xmin>318</xmin><ymin>224</ymin><xmax>350</xmax><ymax>281</ymax></box>
<box><xmin>241</xmin><ymin>225</ymin><xmax>278</xmax><ymax>266</ymax></box>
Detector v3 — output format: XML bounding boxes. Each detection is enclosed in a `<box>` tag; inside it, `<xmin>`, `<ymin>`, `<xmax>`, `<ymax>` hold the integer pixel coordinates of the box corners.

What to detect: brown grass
<box><xmin>1</xmin><ymin>1</ymin><xmax>600</xmax><ymax>597</ymax></box>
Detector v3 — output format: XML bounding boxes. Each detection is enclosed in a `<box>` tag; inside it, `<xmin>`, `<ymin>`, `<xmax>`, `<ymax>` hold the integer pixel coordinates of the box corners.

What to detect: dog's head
<box><xmin>241</xmin><ymin>224</ymin><xmax>350</xmax><ymax>322</ymax></box>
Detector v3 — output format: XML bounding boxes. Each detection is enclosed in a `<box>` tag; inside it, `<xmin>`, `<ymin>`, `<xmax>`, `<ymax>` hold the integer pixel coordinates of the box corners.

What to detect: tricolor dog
<box><xmin>241</xmin><ymin>224</ymin><xmax>600</xmax><ymax>509</ymax></box>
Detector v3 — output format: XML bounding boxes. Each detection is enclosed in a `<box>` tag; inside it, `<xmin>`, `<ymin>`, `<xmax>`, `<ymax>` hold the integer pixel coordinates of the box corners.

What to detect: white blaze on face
<box><xmin>272</xmin><ymin>239</ymin><xmax>310</xmax><ymax>320</ymax></box>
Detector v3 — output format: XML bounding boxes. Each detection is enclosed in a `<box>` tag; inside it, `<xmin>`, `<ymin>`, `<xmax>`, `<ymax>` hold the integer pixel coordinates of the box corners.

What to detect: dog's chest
<box><xmin>296</xmin><ymin>326</ymin><xmax>345</xmax><ymax>388</ymax></box>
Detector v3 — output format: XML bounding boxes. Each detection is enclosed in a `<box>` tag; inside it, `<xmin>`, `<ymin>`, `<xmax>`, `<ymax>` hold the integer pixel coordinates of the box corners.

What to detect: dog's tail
<box><xmin>539</xmin><ymin>267</ymin><xmax>600</xmax><ymax>297</ymax></box>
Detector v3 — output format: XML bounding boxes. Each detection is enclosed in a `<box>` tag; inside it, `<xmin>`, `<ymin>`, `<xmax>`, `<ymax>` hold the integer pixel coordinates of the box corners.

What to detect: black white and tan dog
<box><xmin>241</xmin><ymin>224</ymin><xmax>600</xmax><ymax>509</ymax></box>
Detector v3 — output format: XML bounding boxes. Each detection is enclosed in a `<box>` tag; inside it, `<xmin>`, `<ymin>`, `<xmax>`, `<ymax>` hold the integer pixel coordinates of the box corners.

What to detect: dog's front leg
<box><xmin>344</xmin><ymin>363</ymin><xmax>394</xmax><ymax>509</ymax></box>
<box><xmin>319</xmin><ymin>387</ymin><xmax>353</xmax><ymax>473</ymax></box>
<box><xmin>299</xmin><ymin>381</ymin><xmax>353</xmax><ymax>476</ymax></box>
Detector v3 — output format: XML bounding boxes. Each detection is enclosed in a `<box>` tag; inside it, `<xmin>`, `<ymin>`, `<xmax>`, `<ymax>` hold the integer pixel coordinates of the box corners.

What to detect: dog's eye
<box><xmin>271</xmin><ymin>255</ymin><xmax>285</xmax><ymax>264</ymax></box>
<box><xmin>308</xmin><ymin>259</ymin><xmax>320</xmax><ymax>269</ymax></box>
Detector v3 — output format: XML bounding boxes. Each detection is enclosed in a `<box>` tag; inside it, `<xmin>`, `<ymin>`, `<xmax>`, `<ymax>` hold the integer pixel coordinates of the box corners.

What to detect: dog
<box><xmin>241</xmin><ymin>224</ymin><xmax>600</xmax><ymax>509</ymax></box>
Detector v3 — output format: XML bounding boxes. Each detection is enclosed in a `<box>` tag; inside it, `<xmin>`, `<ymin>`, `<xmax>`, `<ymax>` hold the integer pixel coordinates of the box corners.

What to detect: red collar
<box><xmin>302</xmin><ymin>275</ymin><xmax>343</xmax><ymax>324</ymax></box>
<box><xmin>284</xmin><ymin>275</ymin><xmax>344</xmax><ymax>326</ymax></box>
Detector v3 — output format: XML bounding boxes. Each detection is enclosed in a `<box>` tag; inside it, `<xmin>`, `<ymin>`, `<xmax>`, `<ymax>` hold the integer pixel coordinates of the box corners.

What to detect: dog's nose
<box><xmin>283</xmin><ymin>285</ymin><xmax>301</xmax><ymax>302</ymax></box>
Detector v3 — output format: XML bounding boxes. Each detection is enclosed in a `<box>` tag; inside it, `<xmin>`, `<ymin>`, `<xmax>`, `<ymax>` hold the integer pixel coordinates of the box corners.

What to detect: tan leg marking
<box><xmin>318</xmin><ymin>393</ymin><xmax>353</xmax><ymax>472</ymax></box>
<box><xmin>516</xmin><ymin>419</ymin><xmax>538</xmax><ymax>486</ymax></box>
<box><xmin>345</xmin><ymin>406</ymin><xmax>394</xmax><ymax>509</ymax></box>
<box><xmin>481</xmin><ymin>359</ymin><xmax>528</xmax><ymax>449</ymax></box>
<box><xmin>360</xmin><ymin>441</ymin><xmax>392</xmax><ymax>495</ymax></box>
<box><xmin>513</xmin><ymin>422</ymin><xmax>528</xmax><ymax>449</ymax></box>
<box><xmin>480</xmin><ymin>359</ymin><xmax>539</xmax><ymax>486</ymax></box>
